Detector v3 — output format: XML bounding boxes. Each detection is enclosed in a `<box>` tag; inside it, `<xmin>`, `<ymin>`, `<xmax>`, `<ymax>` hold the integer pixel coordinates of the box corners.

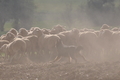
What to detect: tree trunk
<box><xmin>13</xmin><ymin>18</ymin><xmax>20</xmax><ymax>30</ymax></box>
<box><xmin>0</xmin><ymin>19</ymin><xmax>5</xmax><ymax>31</ymax></box>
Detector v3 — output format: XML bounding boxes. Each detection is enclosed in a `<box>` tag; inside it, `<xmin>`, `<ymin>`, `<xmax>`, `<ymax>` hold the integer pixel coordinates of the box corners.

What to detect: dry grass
<box><xmin>0</xmin><ymin>58</ymin><xmax>120</xmax><ymax>80</ymax></box>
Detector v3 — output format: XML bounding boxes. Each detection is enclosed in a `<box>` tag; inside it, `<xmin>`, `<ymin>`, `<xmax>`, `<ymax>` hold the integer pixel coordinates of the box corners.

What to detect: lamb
<box><xmin>51</xmin><ymin>39</ymin><xmax>87</xmax><ymax>63</ymax></box>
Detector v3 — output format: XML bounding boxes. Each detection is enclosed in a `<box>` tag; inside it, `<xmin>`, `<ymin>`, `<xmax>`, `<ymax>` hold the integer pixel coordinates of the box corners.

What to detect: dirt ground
<box><xmin>0</xmin><ymin>56</ymin><xmax>120</xmax><ymax>80</ymax></box>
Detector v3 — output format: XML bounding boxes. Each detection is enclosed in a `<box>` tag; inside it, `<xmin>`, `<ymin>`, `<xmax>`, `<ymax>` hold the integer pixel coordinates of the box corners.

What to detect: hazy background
<box><xmin>1</xmin><ymin>0</ymin><xmax>120</xmax><ymax>32</ymax></box>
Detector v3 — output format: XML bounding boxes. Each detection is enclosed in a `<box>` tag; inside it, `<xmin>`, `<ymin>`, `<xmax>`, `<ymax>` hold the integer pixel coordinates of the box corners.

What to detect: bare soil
<box><xmin>0</xmin><ymin>57</ymin><xmax>120</xmax><ymax>80</ymax></box>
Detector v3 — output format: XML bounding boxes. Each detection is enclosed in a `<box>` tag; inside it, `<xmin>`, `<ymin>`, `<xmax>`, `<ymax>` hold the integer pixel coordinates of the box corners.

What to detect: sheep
<box><xmin>9</xmin><ymin>28</ymin><xmax>18</xmax><ymax>36</ymax></box>
<box><xmin>0</xmin><ymin>38</ymin><xmax>26</xmax><ymax>63</ymax></box>
<box><xmin>22</xmin><ymin>38</ymin><xmax>31</xmax><ymax>55</ymax></box>
<box><xmin>80</xmin><ymin>28</ymin><xmax>95</xmax><ymax>32</ymax></box>
<box><xmin>23</xmin><ymin>35</ymin><xmax>39</xmax><ymax>55</ymax></box>
<box><xmin>111</xmin><ymin>27</ymin><xmax>119</xmax><ymax>31</ymax></box>
<box><xmin>0</xmin><ymin>40</ymin><xmax>9</xmax><ymax>57</ymax></box>
<box><xmin>28</xmin><ymin>27</ymin><xmax>43</xmax><ymax>37</ymax></box>
<box><xmin>50</xmin><ymin>24</ymin><xmax>66</xmax><ymax>34</ymax></box>
<box><xmin>0</xmin><ymin>40</ymin><xmax>9</xmax><ymax>48</ymax></box>
<box><xmin>38</xmin><ymin>34</ymin><xmax>60</xmax><ymax>62</ymax></box>
<box><xmin>42</xmin><ymin>28</ymin><xmax>50</xmax><ymax>34</ymax></box>
<box><xmin>51</xmin><ymin>39</ymin><xmax>87</xmax><ymax>63</ymax></box>
<box><xmin>98</xmin><ymin>29</ymin><xmax>114</xmax><ymax>61</ymax></box>
<box><xmin>42</xmin><ymin>35</ymin><xmax>60</xmax><ymax>51</ymax></box>
<box><xmin>29</xmin><ymin>28</ymin><xmax>60</xmax><ymax>61</ymax></box>
<box><xmin>57</xmin><ymin>28</ymin><xmax>79</xmax><ymax>46</ymax></box>
<box><xmin>99</xmin><ymin>29</ymin><xmax>113</xmax><ymax>47</ymax></box>
<box><xmin>29</xmin><ymin>27</ymin><xmax>40</xmax><ymax>32</ymax></box>
<box><xmin>79</xmin><ymin>31</ymin><xmax>102</xmax><ymax>61</ymax></box>
<box><xmin>0</xmin><ymin>34</ymin><xmax>6</xmax><ymax>40</ymax></box>
<box><xmin>19</xmin><ymin>27</ymin><xmax>39</xmax><ymax>54</ymax></box>
<box><xmin>80</xmin><ymin>28</ymin><xmax>89</xmax><ymax>32</ymax></box>
<box><xmin>16</xmin><ymin>35</ymin><xmax>23</xmax><ymax>38</ymax></box>
<box><xmin>100</xmin><ymin>24</ymin><xmax>111</xmax><ymax>30</ymax></box>
<box><xmin>107</xmin><ymin>32</ymin><xmax>120</xmax><ymax>60</ymax></box>
<box><xmin>18</xmin><ymin>28</ymin><xmax>28</xmax><ymax>37</ymax></box>
<box><xmin>53</xmin><ymin>24</ymin><xmax>66</xmax><ymax>30</ymax></box>
<box><xmin>2</xmin><ymin>24</ymin><xmax>120</xmax><ymax>63</ymax></box>
<box><xmin>57</xmin><ymin>31</ymin><xmax>71</xmax><ymax>46</ymax></box>
<box><xmin>2</xmin><ymin>32</ymin><xmax>15</xmax><ymax>42</ymax></box>
<box><xmin>29</xmin><ymin>27</ymin><xmax>35</xmax><ymax>31</ymax></box>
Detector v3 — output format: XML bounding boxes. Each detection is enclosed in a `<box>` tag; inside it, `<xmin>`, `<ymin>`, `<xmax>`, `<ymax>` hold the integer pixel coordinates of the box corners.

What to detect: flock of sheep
<box><xmin>0</xmin><ymin>24</ymin><xmax>120</xmax><ymax>63</ymax></box>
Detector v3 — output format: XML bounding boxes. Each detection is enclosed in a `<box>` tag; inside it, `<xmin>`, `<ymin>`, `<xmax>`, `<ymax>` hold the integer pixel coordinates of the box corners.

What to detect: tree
<box><xmin>12</xmin><ymin>0</ymin><xmax>35</xmax><ymax>30</ymax></box>
<box><xmin>62</xmin><ymin>1</ymin><xmax>74</xmax><ymax>29</ymax></box>
<box><xmin>85</xmin><ymin>0</ymin><xmax>115</xmax><ymax>26</ymax></box>
<box><xmin>0</xmin><ymin>0</ymin><xmax>35</xmax><ymax>31</ymax></box>
<box><xmin>0</xmin><ymin>0</ymin><xmax>13</xmax><ymax>31</ymax></box>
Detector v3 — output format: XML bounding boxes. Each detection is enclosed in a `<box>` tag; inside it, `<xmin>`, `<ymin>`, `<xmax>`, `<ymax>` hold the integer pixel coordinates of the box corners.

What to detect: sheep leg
<box><xmin>49</xmin><ymin>49</ymin><xmax>58</xmax><ymax>61</ymax></box>
<box><xmin>16</xmin><ymin>50</ymin><xmax>23</xmax><ymax>60</ymax></box>
<box><xmin>51</xmin><ymin>56</ymin><xmax>61</xmax><ymax>63</ymax></box>
<box><xmin>44</xmin><ymin>50</ymin><xmax>50</xmax><ymax>62</ymax></box>
<box><xmin>9</xmin><ymin>56</ymin><xmax>12</xmax><ymax>63</ymax></box>
<box><xmin>70</xmin><ymin>55</ymin><xmax>77</xmax><ymax>63</ymax></box>
<box><xmin>66</xmin><ymin>57</ymin><xmax>72</xmax><ymax>63</ymax></box>
<box><xmin>79</xmin><ymin>54</ymin><xmax>88</xmax><ymax>62</ymax></box>
<box><xmin>4</xmin><ymin>52</ymin><xmax>8</xmax><ymax>61</ymax></box>
<box><xmin>9</xmin><ymin>53</ymin><xmax>17</xmax><ymax>63</ymax></box>
<box><xmin>37</xmin><ymin>49</ymin><xmax>43</xmax><ymax>55</ymax></box>
<box><xmin>17</xmin><ymin>54</ymin><xmax>21</xmax><ymax>60</ymax></box>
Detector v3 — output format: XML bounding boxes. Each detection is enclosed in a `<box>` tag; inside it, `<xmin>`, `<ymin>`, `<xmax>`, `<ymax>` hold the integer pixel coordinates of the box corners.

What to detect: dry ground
<box><xmin>0</xmin><ymin>56</ymin><xmax>120</xmax><ymax>80</ymax></box>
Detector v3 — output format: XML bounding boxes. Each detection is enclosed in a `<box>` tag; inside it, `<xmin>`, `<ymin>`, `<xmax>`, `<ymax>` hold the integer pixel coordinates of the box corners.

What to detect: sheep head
<box><xmin>5</xmin><ymin>32</ymin><xmax>15</xmax><ymax>42</ymax></box>
<box><xmin>19</xmin><ymin>28</ymin><xmax>28</xmax><ymax>37</ymax></box>
<box><xmin>0</xmin><ymin>44</ymin><xmax>7</xmax><ymax>53</ymax></box>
